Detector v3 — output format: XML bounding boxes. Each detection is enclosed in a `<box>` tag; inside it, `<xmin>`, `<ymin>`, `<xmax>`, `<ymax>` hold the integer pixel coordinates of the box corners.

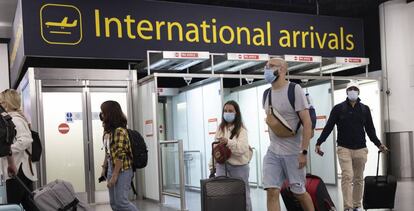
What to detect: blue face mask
<box><xmin>223</xmin><ymin>112</ymin><xmax>236</xmax><ymax>123</ymax></box>
<box><xmin>264</xmin><ymin>67</ymin><xmax>278</xmax><ymax>84</ymax></box>
<box><xmin>347</xmin><ymin>90</ymin><xmax>359</xmax><ymax>101</ymax></box>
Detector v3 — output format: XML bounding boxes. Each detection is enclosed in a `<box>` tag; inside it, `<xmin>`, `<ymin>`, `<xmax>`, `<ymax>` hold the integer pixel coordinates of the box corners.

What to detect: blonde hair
<box><xmin>0</xmin><ymin>89</ymin><xmax>22</xmax><ymax>112</ymax></box>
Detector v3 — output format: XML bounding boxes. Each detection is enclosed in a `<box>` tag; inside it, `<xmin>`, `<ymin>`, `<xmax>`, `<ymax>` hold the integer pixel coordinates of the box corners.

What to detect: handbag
<box><xmin>265</xmin><ymin>89</ymin><xmax>296</xmax><ymax>137</ymax></box>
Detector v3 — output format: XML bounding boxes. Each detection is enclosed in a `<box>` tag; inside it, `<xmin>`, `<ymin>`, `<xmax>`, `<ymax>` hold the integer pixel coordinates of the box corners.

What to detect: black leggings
<box><xmin>6</xmin><ymin>166</ymin><xmax>39</xmax><ymax>211</ymax></box>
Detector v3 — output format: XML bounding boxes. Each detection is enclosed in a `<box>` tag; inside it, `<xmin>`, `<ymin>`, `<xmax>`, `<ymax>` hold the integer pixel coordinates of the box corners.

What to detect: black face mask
<box><xmin>99</xmin><ymin>112</ymin><xmax>104</xmax><ymax>121</ymax></box>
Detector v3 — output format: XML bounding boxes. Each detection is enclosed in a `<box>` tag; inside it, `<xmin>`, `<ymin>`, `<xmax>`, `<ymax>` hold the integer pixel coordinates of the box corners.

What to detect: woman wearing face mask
<box><xmin>214</xmin><ymin>100</ymin><xmax>253</xmax><ymax>211</ymax></box>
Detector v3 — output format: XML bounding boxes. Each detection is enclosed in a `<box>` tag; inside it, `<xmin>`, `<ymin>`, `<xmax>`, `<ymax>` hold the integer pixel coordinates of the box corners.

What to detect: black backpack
<box><xmin>127</xmin><ymin>129</ymin><xmax>148</xmax><ymax>170</ymax></box>
<box><xmin>263</xmin><ymin>82</ymin><xmax>317</xmax><ymax>132</ymax></box>
<box><xmin>0</xmin><ymin>105</ymin><xmax>16</xmax><ymax>157</ymax></box>
<box><xmin>26</xmin><ymin>130</ymin><xmax>43</xmax><ymax>162</ymax></box>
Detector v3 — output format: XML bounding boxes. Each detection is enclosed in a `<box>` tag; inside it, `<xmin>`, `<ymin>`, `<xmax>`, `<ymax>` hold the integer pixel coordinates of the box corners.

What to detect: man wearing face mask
<box><xmin>262</xmin><ymin>58</ymin><xmax>314</xmax><ymax>211</ymax></box>
<box><xmin>315</xmin><ymin>82</ymin><xmax>388</xmax><ymax>211</ymax></box>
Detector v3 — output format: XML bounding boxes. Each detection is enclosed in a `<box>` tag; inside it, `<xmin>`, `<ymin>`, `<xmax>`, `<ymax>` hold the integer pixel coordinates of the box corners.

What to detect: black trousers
<box><xmin>6</xmin><ymin>165</ymin><xmax>39</xmax><ymax>211</ymax></box>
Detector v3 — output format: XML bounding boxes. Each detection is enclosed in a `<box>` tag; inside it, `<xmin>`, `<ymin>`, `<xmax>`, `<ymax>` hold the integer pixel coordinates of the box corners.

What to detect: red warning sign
<box><xmin>58</xmin><ymin>123</ymin><xmax>70</xmax><ymax>134</ymax></box>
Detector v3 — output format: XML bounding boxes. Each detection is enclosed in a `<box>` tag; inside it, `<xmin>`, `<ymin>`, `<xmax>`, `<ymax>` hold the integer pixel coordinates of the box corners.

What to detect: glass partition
<box><xmin>161</xmin><ymin>142</ymin><xmax>180</xmax><ymax>195</ymax></box>
<box><xmin>42</xmin><ymin>92</ymin><xmax>86</xmax><ymax>193</ymax></box>
<box><xmin>306</xmin><ymin>82</ymin><xmax>336</xmax><ymax>184</ymax></box>
<box><xmin>168</xmin><ymin>78</ymin><xmax>222</xmax><ymax>188</ymax></box>
<box><xmin>90</xmin><ymin>91</ymin><xmax>128</xmax><ymax>203</ymax></box>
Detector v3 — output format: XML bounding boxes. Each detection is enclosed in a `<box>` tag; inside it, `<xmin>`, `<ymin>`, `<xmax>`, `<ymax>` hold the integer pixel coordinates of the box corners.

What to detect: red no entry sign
<box><xmin>58</xmin><ymin>123</ymin><xmax>70</xmax><ymax>134</ymax></box>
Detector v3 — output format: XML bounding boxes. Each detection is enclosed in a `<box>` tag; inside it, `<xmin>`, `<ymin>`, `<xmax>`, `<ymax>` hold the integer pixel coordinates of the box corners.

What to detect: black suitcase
<box><xmin>363</xmin><ymin>151</ymin><xmax>397</xmax><ymax>210</ymax></box>
<box><xmin>200</xmin><ymin>142</ymin><xmax>246</xmax><ymax>211</ymax></box>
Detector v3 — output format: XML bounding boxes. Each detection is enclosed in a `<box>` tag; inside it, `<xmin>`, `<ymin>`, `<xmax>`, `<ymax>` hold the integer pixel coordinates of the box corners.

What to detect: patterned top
<box><xmin>104</xmin><ymin>127</ymin><xmax>133</xmax><ymax>171</ymax></box>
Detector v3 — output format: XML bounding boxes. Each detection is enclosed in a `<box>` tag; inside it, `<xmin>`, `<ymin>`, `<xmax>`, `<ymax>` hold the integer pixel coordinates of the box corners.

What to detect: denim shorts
<box><xmin>262</xmin><ymin>150</ymin><xmax>306</xmax><ymax>194</ymax></box>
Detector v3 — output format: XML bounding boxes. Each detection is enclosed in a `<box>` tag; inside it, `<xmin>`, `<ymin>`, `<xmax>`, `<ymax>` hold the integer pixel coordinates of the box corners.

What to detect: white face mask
<box><xmin>347</xmin><ymin>90</ymin><xmax>359</xmax><ymax>101</ymax></box>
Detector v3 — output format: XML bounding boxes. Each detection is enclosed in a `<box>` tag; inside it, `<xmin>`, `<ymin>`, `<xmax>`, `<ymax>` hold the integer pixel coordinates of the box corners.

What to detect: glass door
<box><xmin>41</xmin><ymin>86</ymin><xmax>129</xmax><ymax>203</ymax></box>
<box><xmin>89</xmin><ymin>91</ymin><xmax>128</xmax><ymax>203</ymax></box>
<box><xmin>42</xmin><ymin>91</ymin><xmax>88</xmax><ymax>200</ymax></box>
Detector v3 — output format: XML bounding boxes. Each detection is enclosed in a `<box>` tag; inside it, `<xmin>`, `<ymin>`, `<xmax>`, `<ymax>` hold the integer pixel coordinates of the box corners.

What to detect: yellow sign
<box><xmin>40</xmin><ymin>4</ymin><xmax>82</xmax><ymax>45</ymax></box>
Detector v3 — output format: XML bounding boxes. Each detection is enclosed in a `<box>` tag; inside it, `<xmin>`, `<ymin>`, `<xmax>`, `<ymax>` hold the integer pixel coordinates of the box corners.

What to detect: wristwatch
<box><xmin>300</xmin><ymin>149</ymin><xmax>308</xmax><ymax>155</ymax></box>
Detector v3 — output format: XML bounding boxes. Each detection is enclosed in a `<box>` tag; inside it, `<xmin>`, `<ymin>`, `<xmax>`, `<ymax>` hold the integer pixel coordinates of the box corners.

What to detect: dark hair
<box><xmin>219</xmin><ymin>100</ymin><xmax>244</xmax><ymax>139</ymax></box>
<box><xmin>100</xmin><ymin>101</ymin><xmax>127</xmax><ymax>132</ymax></box>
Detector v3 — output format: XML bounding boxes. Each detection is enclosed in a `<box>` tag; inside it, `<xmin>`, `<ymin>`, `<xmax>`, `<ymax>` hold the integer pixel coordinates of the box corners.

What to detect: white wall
<box><xmin>139</xmin><ymin>81</ymin><xmax>160</xmax><ymax>201</ymax></box>
<box><xmin>380</xmin><ymin>0</ymin><xmax>414</xmax><ymax>132</ymax></box>
<box><xmin>0</xmin><ymin>43</ymin><xmax>9</xmax><ymax>90</ymax></box>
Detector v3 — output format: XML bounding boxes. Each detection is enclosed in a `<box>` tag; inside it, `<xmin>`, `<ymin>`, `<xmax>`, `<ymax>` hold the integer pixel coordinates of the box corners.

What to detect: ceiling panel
<box><xmin>0</xmin><ymin>0</ymin><xmax>18</xmax><ymax>38</ymax></box>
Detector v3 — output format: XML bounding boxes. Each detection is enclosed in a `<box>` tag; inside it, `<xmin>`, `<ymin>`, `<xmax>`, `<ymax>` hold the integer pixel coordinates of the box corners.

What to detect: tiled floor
<box><xmin>92</xmin><ymin>179</ymin><xmax>413</xmax><ymax>211</ymax></box>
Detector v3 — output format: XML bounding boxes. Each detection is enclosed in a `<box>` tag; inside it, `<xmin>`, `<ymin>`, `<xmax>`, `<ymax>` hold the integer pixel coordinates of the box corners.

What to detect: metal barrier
<box><xmin>159</xmin><ymin>140</ymin><xmax>188</xmax><ymax>211</ymax></box>
<box><xmin>184</xmin><ymin>150</ymin><xmax>203</xmax><ymax>189</ymax></box>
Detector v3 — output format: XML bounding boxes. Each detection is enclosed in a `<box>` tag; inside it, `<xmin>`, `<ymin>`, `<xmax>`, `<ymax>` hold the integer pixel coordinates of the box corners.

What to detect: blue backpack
<box><xmin>262</xmin><ymin>82</ymin><xmax>317</xmax><ymax>133</ymax></box>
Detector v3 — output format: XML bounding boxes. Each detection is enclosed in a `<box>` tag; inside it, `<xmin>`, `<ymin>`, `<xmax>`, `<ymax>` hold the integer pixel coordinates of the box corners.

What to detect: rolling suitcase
<box><xmin>281</xmin><ymin>174</ymin><xmax>336</xmax><ymax>211</ymax></box>
<box><xmin>363</xmin><ymin>151</ymin><xmax>397</xmax><ymax>210</ymax></box>
<box><xmin>0</xmin><ymin>204</ymin><xmax>23</xmax><ymax>211</ymax></box>
<box><xmin>200</xmin><ymin>142</ymin><xmax>246</xmax><ymax>211</ymax></box>
<box><xmin>15</xmin><ymin>176</ymin><xmax>91</xmax><ymax>211</ymax></box>
<box><xmin>33</xmin><ymin>179</ymin><xmax>91</xmax><ymax>211</ymax></box>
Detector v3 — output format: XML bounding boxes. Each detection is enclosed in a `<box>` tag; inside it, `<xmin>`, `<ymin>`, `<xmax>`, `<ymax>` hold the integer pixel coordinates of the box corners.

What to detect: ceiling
<box><xmin>0</xmin><ymin>0</ymin><xmax>18</xmax><ymax>39</ymax></box>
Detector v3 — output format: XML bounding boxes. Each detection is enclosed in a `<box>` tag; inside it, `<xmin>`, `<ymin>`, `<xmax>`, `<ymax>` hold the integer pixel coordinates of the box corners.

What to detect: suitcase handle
<box><xmin>211</xmin><ymin>141</ymin><xmax>228</xmax><ymax>177</ymax></box>
<box><xmin>376</xmin><ymin>150</ymin><xmax>391</xmax><ymax>179</ymax></box>
<box><xmin>13</xmin><ymin>175</ymin><xmax>35</xmax><ymax>198</ymax></box>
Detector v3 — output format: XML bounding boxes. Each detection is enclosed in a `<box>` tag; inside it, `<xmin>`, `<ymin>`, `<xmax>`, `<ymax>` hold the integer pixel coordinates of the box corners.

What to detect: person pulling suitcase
<box><xmin>315</xmin><ymin>82</ymin><xmax>388</xmax><ymax>211</ymax></box>
<box><xmin>208</xmin><ymin>100</ymin><xmax>253</xmax><ymax>211</ymax></box>
<box><xmin>0</xmin><ymin>89</ymin><xmax>39</xmax><ymax>211</ymax></box>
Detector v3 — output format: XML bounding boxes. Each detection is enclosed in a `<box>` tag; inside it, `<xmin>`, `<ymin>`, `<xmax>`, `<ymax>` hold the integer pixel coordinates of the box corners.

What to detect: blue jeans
<box><xmin>216</xmin><ymin>163</ymin><xmax>252</xmax><ymax>211</ymax></box>
<box><xmin>107</xmin><ymin>160</ymin><xmax>139</xmax><ymax>211</ymax></box>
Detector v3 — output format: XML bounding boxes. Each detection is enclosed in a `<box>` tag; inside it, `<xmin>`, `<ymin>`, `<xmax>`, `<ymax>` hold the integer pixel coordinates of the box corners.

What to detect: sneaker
<box><xmin>353</xmin><ymin>208</ymin><xmax>363</xmax><ymax>211</ymax></box>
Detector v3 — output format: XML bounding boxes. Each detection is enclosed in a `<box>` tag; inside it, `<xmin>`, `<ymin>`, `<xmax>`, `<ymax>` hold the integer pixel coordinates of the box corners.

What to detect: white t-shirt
<box><xmin>263</xmin><ymin>82</ymin><xmax>309</xmax><ymax>155</ymax></box>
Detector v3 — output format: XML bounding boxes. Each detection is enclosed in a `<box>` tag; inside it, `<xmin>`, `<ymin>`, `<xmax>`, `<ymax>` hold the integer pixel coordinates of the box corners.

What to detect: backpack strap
<box><xmin>131</xmin><ymin>177</ymin><xmax>138</xmax><ymax>195</ymax></box>
<box><xmin>262</xmin><ymin>88</ymin><xmax>271</xmax><ymax>108</ymax></box>
<box><xmin>288</xmin><ymin>82</ymin><xmax>302</xmax><ymax>132</ymax></box>
<box><xmin>287</xmin><ymin>82</ymin><xmax>296</xmax><ymax>110</ymax></box>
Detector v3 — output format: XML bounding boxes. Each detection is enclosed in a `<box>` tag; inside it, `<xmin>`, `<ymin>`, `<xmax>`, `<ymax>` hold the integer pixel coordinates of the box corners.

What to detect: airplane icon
<box><xmin>45</xmin><ymin>17</ymin><xmax>78</xmax><ymax>29</ymax></box>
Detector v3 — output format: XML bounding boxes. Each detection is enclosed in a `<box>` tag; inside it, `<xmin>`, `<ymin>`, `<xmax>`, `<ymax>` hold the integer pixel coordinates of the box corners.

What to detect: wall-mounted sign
<box><xmin>284</xmin><ymin>55</ymin><xmax>322</xmax><ymax>63</ymax></box>
<box><xmin>65</xmin><ymin>112</ymin><xmax>73</xmax><ymax>123</ymax></box>
<box><xmin>144</xmin><ymin>119</ymin><xmax>153</xmax><ymax>137</ymax></box>
<box><xmin>227</xmin><ymin>53</ymin><xmax>269</xmax><ymax>61</ymax></box>
<box><xmin>315</xmin><ymin>115</ymin><xmax>327</xmax><ymax>131</ymax></box>
<box><xmin>208</xmin><ymin>118</ymin><xmax>218</xmax><ymax>135</ymax></box>
<box><xmin>58</xmin><ymin>123</ymin><xmax>70</xmax><ymax>134</ymax></box>
<box><xmin>11</xmin><ymin>0</ymin><xmax>365</xmax><ymax>86</ymax></box>
<box><xmin>163</xmin><ymin>51</ymin><xmax>210</xmax><ymax>60</ymax></box>
<box><xmin>336</xmin><ymin>57</ymin><xmax>369</xmax><ymax>65</ymax></box>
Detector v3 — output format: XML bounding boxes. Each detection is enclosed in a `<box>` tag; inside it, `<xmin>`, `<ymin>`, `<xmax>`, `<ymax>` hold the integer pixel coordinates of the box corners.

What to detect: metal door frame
<box><xmin>38</xmin><ymin>84</ymin><xmax>131</xmax><ymax>203</ymax></box>
<box><xmin>30</xmin><ymin>68</ymin><xmax>137</xmax><ymax>204</ymax></box>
